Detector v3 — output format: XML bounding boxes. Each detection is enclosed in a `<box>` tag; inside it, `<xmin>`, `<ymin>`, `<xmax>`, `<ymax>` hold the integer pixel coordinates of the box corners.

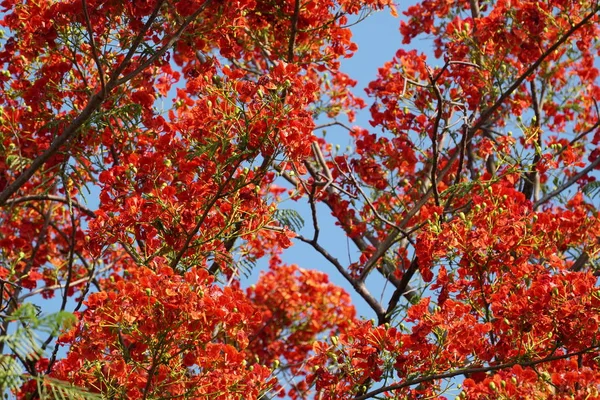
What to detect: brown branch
<box><xmin>556</xmin><ymin>119</ymin><xmax>600</xmax><ymax>158</ymax></box>
<box><xmin>471</xmin><ymin>5</ymin><xmax>600</xmax><ymax>135</ymax></box>
<box><xmin>314</xmin><ymin>121</ymin><xmax>354</xmax><ymax>132</ymax></box>
<box><xmin>307</xmin><ymin>184</ymin><xmax>321</xmax><ymax>243</ymax></box>
<box><xmin>354</xmin><ymin>345</ymin><xmax>600</xmax><ymax>400</ymax></box>
<box><xmin>0</xmin><ymin>92</ymin><xmax>106</xmax><ymax>206</ymax></box>
<box><xmin>521</xmin><ymin>80</ymin><xmax>543</xmax><ymax>202</ymax></box>
<box><xmin>274</xmin><ymin>162</ymin><xmax>419</xmax><ymax>303</ymax></box>
<box><xmin>453</xmin><ymin>121</ymin><xmax>470</xmax><ymax>187</ymax></box>
<box><xmin>82</xmin><ymin>0</ymin><xmax>106</xmax><ymax>95</ymax></box>
<box><xmin>534</xmin><ymin>155</ymin><xmax>600</xmax><ymax>208</ymax></box>
<box><xmin>296</xmin><ymin>234</ymin><xmax>386</xmax><ymax>323</ymax></box>
<box><xmin>466</xmin><ymin>140</ymin><xmax>478</xmax><ymax>180</ymax></box>
<box><xmin>385</xmin><ymin>256</ymin><xmax>419</xmax><ymax>321</ymax></box>
<box><xmin>570</xmin><ymin>251</ymin><xmax>590</xmax><ymax>272</ymax></box>
<box><xmin>469</xmin><ymin>0</ymin><xmax>481</xmax><ymax>20</ymax></box>
<box><xmin>427</xmin><ymin>66</ymin><xmax>443</xmax><ymax>207</ymax></box>
<box><xmin>287</xmin><ymin>0</ymin><xmax>301</xmax><ymax>63</ymax></box>
<box><xmin>0</xmin><ymin>0</ymin><xmax>211</xmax><ymax>206</ymax></box>
<box><xmin>5</xmin><ymin>195</ymin><xmax>96</xmax><ymax>218</ymax></box>
<box><xmin>114</xmin><ymin>1</ymin><xmax>212</xmax><ymax>86</ymax></box>
<box><xmin>108</xmin><ymin>0</ymin><xmax>167</xmax><ymax>84</ymax></box>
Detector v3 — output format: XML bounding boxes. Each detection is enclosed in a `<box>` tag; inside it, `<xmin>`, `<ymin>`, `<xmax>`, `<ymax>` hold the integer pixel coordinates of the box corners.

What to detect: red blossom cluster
<box><xmin>1</xmin><ymin>0</ymin><xmax>600</xmax><ymax>398</ymax></box>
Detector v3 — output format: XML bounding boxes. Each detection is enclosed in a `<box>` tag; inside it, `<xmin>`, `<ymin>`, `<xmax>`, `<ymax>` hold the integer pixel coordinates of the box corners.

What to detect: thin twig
<box><xmin>5</xmin><ymin>195</ymin><xmax>96</xmax><ymax>218</ymax></box>
<box><xmin>308</xmin><ymin>185</ymin><xmax>321</xmax><ymax>243</ymax></box>
<box><xmin>82</xmin><ymin>0</ymin><xmax>106</xmax><ymax>95</ymax></box>
<box><xmin>314</xmin><ymin>121</ymin><xmax>354</xmax><ymax>132</ymax></box>
<box><xmin>296</xmin><ymin>234</ymin><xmax>386</xmax><ymax>322</ymax></box>
<box><xmin>344</xmin><ymin>170</ymin><xmax>403</xmax><ymax>233</ymax></box>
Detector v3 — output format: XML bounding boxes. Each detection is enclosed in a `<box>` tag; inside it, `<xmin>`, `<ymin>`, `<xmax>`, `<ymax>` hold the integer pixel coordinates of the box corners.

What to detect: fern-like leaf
<box><xmin>583</xmin><ymin>180</ymin><xmax>600</xmax><ymax>199</ymax></box>
<box><xmin>0</xmin><ymin>304</ymin><xmax>97</xmax><ymax>399</ymax></box>
<box><xmin>273</xmin><ymin>209</ymin><xmax>304</xmax><ymax>232</ymax></box>
<box><xmin>236</xmin><ymin>256</ymin><xmax>257</xmax><ymax>278</ymax></box>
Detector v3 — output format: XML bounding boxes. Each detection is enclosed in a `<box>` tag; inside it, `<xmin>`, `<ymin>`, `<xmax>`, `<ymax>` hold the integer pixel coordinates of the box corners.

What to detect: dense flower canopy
<box><xmin>0</xmin><ymin>0</ymin><xmax>600</xmax><ymax>398</ymax></box>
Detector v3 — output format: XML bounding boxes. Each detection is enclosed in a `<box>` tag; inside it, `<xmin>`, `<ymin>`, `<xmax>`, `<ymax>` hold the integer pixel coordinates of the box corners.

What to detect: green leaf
<box><xmin>0</xmin><ymin>305</ymin><xmax>98</xmax><ymax>399</ymax></box>
<box><xmin>273</xmin><ymin>209</ymin><xmax>304</xmax><ymax>232</ymax></box>
<box><xmin>236</xmin><ymin>256</ymin><xmax>257</xmax><ymax>278</ymax></box>
<box><xmin>583</xmin><ymin>180</ymin><xmax>600</xmax><ymax>199</ymax></box>
<box><xmin>0</xmin><ymin>355</ymin><xmax>22</xmax><ymax>392</ymax></box>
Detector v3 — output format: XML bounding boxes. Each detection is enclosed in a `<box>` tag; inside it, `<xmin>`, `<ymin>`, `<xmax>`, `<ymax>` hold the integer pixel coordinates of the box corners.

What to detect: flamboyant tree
<box><xmin>1</xmin><ymin>0</ymin><xmax>600</xmax><ymax>398</ymax></box>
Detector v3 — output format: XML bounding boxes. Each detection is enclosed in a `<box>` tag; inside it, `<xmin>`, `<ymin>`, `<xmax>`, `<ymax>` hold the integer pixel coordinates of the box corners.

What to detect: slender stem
<box><xmin>82</xmin><ymin>0</ymin><xmax>106</xmax><ymax>95</ymax></box>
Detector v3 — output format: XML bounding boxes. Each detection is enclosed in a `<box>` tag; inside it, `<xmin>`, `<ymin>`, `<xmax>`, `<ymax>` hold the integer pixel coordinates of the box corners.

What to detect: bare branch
<box><xmin>534</xmin><ymin>155</ymin><xmax>600</xmax><ymax>208</ymax></box>
<box><xmin>6</xmin><ymin>195</ymin><xmax>96</xmax><ymax>218</ymax></box>
<box><xmin>314</xmin><ymin>121</ymin><xmax>354</xmax><ymax>132</ymax></box>
<box><xmin>296</xmin><ymin>234</ymin><xmax>386</xmax><ymax>322</ymax></box>
<box><xmin>82</xmin><ymin>0</ymin><xmax>106</xmax><ymax>95</ymax></box>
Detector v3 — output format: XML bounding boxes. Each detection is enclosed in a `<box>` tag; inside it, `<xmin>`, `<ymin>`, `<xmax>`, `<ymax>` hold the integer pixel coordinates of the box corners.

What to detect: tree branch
<box><xmin>385</xmin><ymin>256</ymin><xmax>419</xmax><ymax>321</ymax></box>
<box><xmin>354</xmin><ymin>345</ymin><xmax>600</xmax><ymax>400</ymax></box>
<box><xmin>287</xmin><ymin>0</ymin><xmax>301</xmax><ymax>63</ymax></box>
<box><xmin>82</xmin><ymin>0</ymin><xmax>106</xmax><ymax>96</ymax></box>
<box><xmin>471</xmin><ymin>5</ymin><xmax>600</xmax><ymax>135</ymax></box>
<box><xmin>534</xmin><ymin>155</ymin><xmax>600</xmax><ymax>208</ymax></box>
<box><xmin>296</xmin><ymin>234</ymin><xmax>386</xmax><ymax>322</ymax></box>
<box><xmin>5</xmin><ymin>195</ymin><xmax>96</xmax><ymax>218</ymax></box>
<box><xmin>0</xmin><ymin>0</ymin><xmax>211</xmax><ymax>206</ymax></box>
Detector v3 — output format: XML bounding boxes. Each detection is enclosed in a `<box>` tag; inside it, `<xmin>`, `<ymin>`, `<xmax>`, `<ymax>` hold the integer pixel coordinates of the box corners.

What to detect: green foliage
<box><xmin>0</xmin><ymin>304</ymin><xmax>99</xmax><ymax>399</ymax></box>
<box><xmin>236</xmin><ymin>256</ymin><xmax>258</xmax><ymax>278</ymax></box>
<box><xmin>583</xmin><ymin>180</ymin><xmax>600</xmax><ymax>199</ymax></box>
<box><xmin>274</xmin><ymin>208</ymin><xmax>305</xmax><ymax>232</ymax></box>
